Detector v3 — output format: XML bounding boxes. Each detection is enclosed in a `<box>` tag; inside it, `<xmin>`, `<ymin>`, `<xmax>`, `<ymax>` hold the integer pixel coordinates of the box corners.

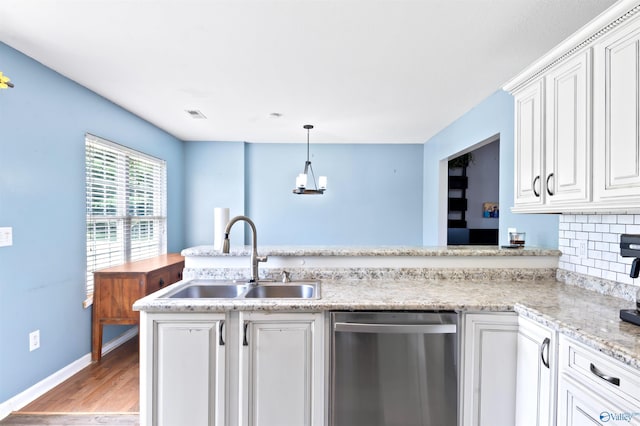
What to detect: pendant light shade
<box><xmin>293</xmin><ymin>124</ymin><xmax>327</xmax><ymax>195</ymax></box>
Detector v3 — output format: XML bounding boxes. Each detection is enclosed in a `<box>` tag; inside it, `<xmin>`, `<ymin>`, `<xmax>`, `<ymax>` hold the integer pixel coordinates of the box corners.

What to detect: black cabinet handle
<box><xmin>243</xmin><ymin>322</ymin><xmax>249</xmax><ymax>346</ymax></box>
<box><xmin>533</xmin><ymin>175</ymin><xmax>541</xmax><ymax>197</ymax></box>
<box><xmin>546</xmin><ymin>173</ymin><xmax>555</xmax><ymax>196</ymax></box>
<box><xmin>158</xmin><ymin>278</ymin><xmax>165</xmax><ymax>288</ymax></box>
<box><xmin>540</xmin><ymin>337</ymin><xmax>550</xmax><ymax>368</ymax></box>
<box><xmin>590</xmin><ymin>363</ymin><xmax>620</xmax><ymax>386</ymax></box>
<box><xmin>219</xmin><ymin>321</ymin><xmax>225</xmax><ymax>346</ymax></box>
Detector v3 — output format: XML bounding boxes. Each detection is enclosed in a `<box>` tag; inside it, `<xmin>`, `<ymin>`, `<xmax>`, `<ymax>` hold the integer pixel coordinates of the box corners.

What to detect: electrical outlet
<box><xmin>578</xmin><ymin>240</ymin><xmax>588</xmax><ymax>258</ymax></box>
<box><xmin>0</xmin><ymin>227</ymin><xmax>12</xmax><ymax>247</ymax></box>
<box><xmin>29</xmin><ymin>330</ymin><xmax>40</xmax><ymax>352</ymax></box>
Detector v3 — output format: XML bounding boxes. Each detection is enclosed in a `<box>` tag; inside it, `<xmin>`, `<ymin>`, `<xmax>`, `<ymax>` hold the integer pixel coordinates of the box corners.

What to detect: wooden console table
<box><xmin>91</xmin><ymin>253</ymin><xmax>184</xmax><ymax>361</ymax></box>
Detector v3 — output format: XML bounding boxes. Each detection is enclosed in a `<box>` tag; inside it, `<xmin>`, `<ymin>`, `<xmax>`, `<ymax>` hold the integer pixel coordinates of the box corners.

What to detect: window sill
<box><xmin>83</xmin><ymin>295</ymin><xmax>93</xmax><ymax>309</ymax></box>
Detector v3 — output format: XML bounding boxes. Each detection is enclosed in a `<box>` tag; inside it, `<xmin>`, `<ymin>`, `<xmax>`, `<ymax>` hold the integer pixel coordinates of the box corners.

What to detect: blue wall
<box><xmin>422</xmin><ymin>90</ymin><xmax>559</xmax><ymax>247</ymax></box>
<box><xmin>0</xmin><ymin>43</ymin><xmax>185</xmax><ymax>402</ymax></box>
<box><xmin>184</xmin><ymin>141</ymin><xmax>245</xmax><ymax>247</ymax></box>
<box><xmin>184</xmin><ymin>142</ymin><xmax>424</xmax><ymax>246</ymax></box>
<box><xmin>247</xmin><ymin>143</ymin><xmax>424</xmax><ymax>245</ymax></box>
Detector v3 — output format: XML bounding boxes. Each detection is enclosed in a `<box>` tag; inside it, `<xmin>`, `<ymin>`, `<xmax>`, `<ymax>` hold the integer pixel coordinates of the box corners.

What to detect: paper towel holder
<box><xmin>213</xmin><ymin>207</ymin><xmax>230</xmax><ymax>252</ymax></box>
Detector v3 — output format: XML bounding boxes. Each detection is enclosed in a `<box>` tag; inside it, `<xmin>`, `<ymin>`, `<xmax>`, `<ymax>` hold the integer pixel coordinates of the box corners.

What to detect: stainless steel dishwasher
<box><xmin>330</xmin><ymin>311</ymin><xmax>458</xmax><ymax>426</ymax></box>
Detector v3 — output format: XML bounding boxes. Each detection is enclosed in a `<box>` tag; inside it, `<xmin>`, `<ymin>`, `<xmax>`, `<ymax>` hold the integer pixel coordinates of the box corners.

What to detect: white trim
<box><xmin>438</xmin><ymin>158</ymin><xmax>449</xmax><ymax>246</ymax></box>
<box><xmin>0</xmin><ymin>328</ymin><xmax>138</xmax><ymax>420</ymax></box>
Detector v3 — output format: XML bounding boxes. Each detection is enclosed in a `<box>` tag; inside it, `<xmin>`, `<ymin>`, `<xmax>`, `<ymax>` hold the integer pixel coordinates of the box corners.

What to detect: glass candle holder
<box><xmin>509</xmin><ymin>232</ymin><xmax>526</xmax><ymax>247</ymax></box>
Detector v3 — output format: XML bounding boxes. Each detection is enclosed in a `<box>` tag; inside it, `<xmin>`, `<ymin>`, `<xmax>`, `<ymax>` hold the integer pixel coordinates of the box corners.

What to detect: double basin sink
<box><xmin>161</xmin><ymin>279</ymin><xmax>320</xmax><ymax>300</ymax></box>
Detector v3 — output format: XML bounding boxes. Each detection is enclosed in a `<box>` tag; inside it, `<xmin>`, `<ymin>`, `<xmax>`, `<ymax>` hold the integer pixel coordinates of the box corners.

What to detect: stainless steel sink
<box><xmin>168</xmin><ymin>284</ymin><xmax>247</xmax><ymax>299</ymax></box>
<box><xmin>161</xmin><ymin>280</ymin><xmax>319</xmax><ymax>299</ymax></box>
<box><xmin>244</xmin><ymin>284</ymin><xmax>317</xmax><ymax>299</ymax></box>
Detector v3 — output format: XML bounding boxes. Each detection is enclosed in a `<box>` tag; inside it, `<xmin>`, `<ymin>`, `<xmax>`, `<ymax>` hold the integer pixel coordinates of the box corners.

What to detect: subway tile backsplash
<box><xmin>558</xmin><ymin>214</ymin><xmax>640</xmax><ymax>286</ymax></box>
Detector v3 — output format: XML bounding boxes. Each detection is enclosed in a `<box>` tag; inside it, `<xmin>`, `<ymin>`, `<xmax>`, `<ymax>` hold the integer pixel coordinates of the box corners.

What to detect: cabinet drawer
<box><xmin>147</xmin><ymin>269</ymin><xmax>171</xmax><ymax>294</ymax></box>
<box><xmin>146</xmin><ymin>263</ymin><xmax>184</xmax><ymax>294</ymax></box>
<box><xmin>167</xmin><ymin>263</ymin><xmax>184</xmax><ymax>283</ymax></box>
<box><xmin>560</xmin><ymin>336</ymin><xmax>640</xmax><ymax>407</ymax></box>
<box><xmin>558</xmin><ymin>373</ymin><xmax>640</xmax><ymax>425</ymax></box>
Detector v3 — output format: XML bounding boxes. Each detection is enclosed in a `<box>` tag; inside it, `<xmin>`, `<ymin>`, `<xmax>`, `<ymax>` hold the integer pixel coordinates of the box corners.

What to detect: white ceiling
<box><xmin>0</xmin><ymin>0</ymin><xmax>618</xmax><ymax>143</ymax></box>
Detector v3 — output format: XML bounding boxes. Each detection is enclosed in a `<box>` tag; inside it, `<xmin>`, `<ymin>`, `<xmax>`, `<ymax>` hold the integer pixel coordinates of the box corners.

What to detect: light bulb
<box><xmin>296</xmin><ymin>173</ymin><xmax>307</xmax><ymax>189</ymax></box>
<box><xmin>318</xmin><ymin>176</ymin><xmax>327</xmax><ymax>190</ymax></box>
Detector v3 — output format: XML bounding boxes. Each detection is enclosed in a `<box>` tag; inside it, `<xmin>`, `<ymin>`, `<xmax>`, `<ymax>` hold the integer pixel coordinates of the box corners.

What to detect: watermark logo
<box><xmin>599</xmin><ymin>411</ymin><xmax>640</xmax><ymax>422</ymax></box>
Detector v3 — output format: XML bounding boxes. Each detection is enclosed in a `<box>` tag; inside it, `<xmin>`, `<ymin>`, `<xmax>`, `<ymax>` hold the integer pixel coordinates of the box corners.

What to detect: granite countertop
<box><xmin>182</xmin><ymin>245</ymin><xmax>562</xmax><ymax>257</ymax></box>
<box><xmin>134</xmin><ymin>277</ymin><xmax>640</xmax><ymax>370</ymax></box>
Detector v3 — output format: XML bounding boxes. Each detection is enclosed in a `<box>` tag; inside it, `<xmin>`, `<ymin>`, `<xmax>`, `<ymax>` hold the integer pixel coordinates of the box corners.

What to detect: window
<box><xmin>85</xmin><ymin>134</ymin><xmax>167</xmax><ymax>304</ymax></box>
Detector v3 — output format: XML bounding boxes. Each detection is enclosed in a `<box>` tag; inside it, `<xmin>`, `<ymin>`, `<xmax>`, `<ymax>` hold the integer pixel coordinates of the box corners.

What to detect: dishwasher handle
<box><xmin>334</xmin><ymin>322</ymin><xmax>457</xmax><ymax>334</ymax></box>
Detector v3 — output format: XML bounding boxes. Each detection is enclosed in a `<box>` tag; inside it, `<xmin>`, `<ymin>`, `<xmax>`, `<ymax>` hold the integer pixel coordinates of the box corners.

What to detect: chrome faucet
<box><xmin>222</xmin><ymin>215</ymin><xmax>267</xmax><ymax>283</ymax></box>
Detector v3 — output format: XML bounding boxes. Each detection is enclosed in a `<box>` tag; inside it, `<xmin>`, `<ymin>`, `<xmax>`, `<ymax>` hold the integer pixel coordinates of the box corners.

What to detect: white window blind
<box><xmin>85</xmin><ymin>134</ymin><xmax>167</xmax><ymax>302</ymax></box>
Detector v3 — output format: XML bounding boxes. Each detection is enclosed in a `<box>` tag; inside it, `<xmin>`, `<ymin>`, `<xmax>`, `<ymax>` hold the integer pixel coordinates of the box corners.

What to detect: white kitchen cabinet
<box><xmin>513</xmin><ymin>78</ymin><xmax>545</xmax><ymax>209</ymax></box>
<box><xmin>460</xmin><ymin>312</ymin><xmax>519</xmax><ymax>426</ymax></box>
<box><xmin>557</xmin><ymin>335</ymin><xmax>640</xmax><ymax>426</ymax></box>
<box><xmin>237</xmin><ymin>312</ymin><xmax>325</xmax><ymax>426</ymax></box>
<box><xmin>140</xmin><ymin>311</ymin><xmax>325</xmax><ymax>426</ymax></box>
<box><xmin>506</xmin><ymin>1</ymin><xmax>640</xmax><ymax>213</ymax></box>
<box><xmin>544</xmin><ymin>50</ymin><xmax>591</xmax><ymax>207</ymax></box>
<box><xmin>593</xmin><ymin>13</ymin><xmax>640</xmax><ymax>209</ymax></box>
<box><xmin>512</xmin><ymin>50</ymin><xmax>591</xmax><ymax>212</ymax></box>
<box><xmin>140</xmin><ymin>312</ymin><xmax>226</xmax><ymax>426</ymax></box>
<box><xmin>515</xmin><ymin>316</ymin><xmax>557</xmax><ymax>426</ymax></box>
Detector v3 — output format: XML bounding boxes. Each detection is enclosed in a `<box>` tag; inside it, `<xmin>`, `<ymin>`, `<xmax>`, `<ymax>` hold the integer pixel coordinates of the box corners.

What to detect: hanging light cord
<box><xmin>303</xmin><ymin>125</ymin><xmax>318</xmax><ymax>189</ymax></box>
<box><xmin>306</xmin><ymin>126</ymin><xmax>310</xmax><ymax>163</ymax></box>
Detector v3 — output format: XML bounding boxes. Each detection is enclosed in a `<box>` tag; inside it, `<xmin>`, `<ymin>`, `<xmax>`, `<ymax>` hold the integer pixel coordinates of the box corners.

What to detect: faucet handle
<box><xmin>281</xmin><ymin>270</ymin><xmax>291</xmax><ymax>283</ymax></box>
<box><xmin>257</xmin><ymin>255</ymin><xmax>268</xmax><ymax>263</ymax></box>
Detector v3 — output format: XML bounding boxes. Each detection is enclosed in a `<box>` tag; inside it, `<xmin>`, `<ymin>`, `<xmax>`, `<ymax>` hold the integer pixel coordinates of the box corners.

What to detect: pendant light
<box><xmin>293</xmin><ymin>124</ymin><xmax>327</xmax><ymax>195</ymax></box>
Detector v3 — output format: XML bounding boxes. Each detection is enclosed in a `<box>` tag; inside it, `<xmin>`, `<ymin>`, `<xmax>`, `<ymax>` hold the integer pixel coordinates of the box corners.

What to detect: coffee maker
<box><xmin>619</xmin><ymin>234</ymin><xmax>640</xmax><ymax>326</ymax></box>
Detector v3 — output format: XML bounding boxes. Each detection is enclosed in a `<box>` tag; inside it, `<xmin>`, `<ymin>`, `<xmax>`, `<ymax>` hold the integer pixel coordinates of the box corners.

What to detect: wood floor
<box><xmin>0</xmin><ymin>413</ymin><xmax>140</xmax><ymax>425</ymax></box>
<box><xmin>19</xmin><ymin>338</ymin><xmax>140</xmax><ymax>413</ymax></box>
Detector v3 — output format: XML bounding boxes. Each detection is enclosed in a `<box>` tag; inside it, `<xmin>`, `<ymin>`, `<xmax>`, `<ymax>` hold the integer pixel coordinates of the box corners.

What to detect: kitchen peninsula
<box><xmin>134</xmin><ymin>245</ymin><xmax>640</xmax><ymax>426</ymax></box>
<box><xmin>180</xmin><ymin>245</ymin><xmax>561</xmax><ymax>281</ymax></box>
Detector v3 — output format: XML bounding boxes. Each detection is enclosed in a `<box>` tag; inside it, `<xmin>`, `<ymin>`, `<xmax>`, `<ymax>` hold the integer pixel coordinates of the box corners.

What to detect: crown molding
<box><xmin>503</xmin><ymin>0</ymin><xmax>640</xmax><ymax>93</ymax></box>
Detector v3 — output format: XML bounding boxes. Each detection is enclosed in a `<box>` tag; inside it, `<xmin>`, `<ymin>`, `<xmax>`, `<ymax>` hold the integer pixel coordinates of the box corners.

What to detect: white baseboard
<box><xmin>0</xmin><ymin>328</ymin><xmax>138</xmax><ymax>420</ymax></box>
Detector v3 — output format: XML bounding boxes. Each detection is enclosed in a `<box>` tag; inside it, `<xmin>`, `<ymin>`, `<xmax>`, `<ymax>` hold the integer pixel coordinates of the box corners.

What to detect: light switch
<box><xmin>0</xmin><ymin>227</ymin><xmax>13</xmax><ymax>247</ymax></box>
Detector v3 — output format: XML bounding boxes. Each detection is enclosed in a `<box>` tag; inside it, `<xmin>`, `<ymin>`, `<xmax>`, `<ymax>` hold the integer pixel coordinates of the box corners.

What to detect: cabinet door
<box><xmin>515</xmin><ymin>317</ymin><xmax>556</xmax><ymax>426</ymax></box>
<box><xmin>141</xmin><ymin>313</ymin><xmax>226</xmax><ymax>426</ymax></box>
<box><xmin>461</xmin><ymin>312</ymin><xmax>519</xmax><ymax>426</ymax></box>
<box><xmin>238</xmin><ymin>312</ymin><xmax>324</xmax><ymax>426</ymax></box>
<box><xmin>514</xmin><ymin>79</ymin><xmax>545</xmax><ymax>209</ymax></box>
<box><xmin>593</xmin><ymin>16</ymin><xmax>640</xmax><ymax>208</ymax></box>
<box><xmin>545</xmin><ymin>50</ymin><xmax>592</xmax><ymax>206</ymax></box>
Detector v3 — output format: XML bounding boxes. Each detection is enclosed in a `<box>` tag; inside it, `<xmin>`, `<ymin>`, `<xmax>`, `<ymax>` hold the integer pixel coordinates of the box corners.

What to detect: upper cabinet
<box><xmin>506</xmin><ymin>0</ymin><xmax>640</xmax><ymax>213</ymax></box>
<box><xmin>593</xmin><ymin>17</ymin><xmax>640</xmax><ymax>207</ymax></box>
<box><xmin>545</xmin><ymin>50</ymin><xmax>592</xmax><ymax>207</ymax></box>
<box><xmin>513</xmin><ymin>78</ymin><xmax>545</xmax><ymax>208</ymax></box>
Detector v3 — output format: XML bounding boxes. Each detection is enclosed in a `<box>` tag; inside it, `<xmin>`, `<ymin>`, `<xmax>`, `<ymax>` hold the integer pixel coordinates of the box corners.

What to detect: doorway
<box><xmin>447</xmin><ymin>137</ymin><xmax>500</xmax><ymax>245</ymax></box>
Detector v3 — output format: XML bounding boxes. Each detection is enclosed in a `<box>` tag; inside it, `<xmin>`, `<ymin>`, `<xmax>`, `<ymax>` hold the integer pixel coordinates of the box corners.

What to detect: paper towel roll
<box><xmin>213</xmin><ymin>207</ymin><xmax>230</xmax><ymax>251</ymax></box>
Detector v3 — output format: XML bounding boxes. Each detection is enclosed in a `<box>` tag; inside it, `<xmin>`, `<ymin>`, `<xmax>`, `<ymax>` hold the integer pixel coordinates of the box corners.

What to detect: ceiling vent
<box><xmin>185</xmin><ymin>109</ymin><xmax>207</xmax><ymax>119</ymax></box>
